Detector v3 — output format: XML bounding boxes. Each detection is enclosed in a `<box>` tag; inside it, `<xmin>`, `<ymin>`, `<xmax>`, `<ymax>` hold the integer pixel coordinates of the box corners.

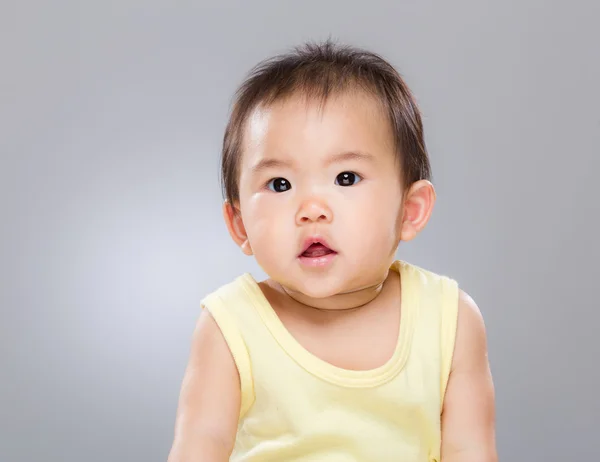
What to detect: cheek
<box><xmin>355</xmin><ymin>181</ymin><xmax>402</xmax><ymax>220</ymax></box>
<box><xmin>243</xmin><ymin>196</ymin><xmax>290</xmax><ymax>244</ymax></box>
<box><xmin>341</xmin><ymin>185</ymin><xmax>402</xmax><ymax>244</ymax></box>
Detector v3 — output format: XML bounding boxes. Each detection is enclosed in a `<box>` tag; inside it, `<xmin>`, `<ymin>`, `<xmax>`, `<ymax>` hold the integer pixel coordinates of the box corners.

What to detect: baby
<box><xmin>168</xmin><ymin>40</ymin><xmax>497</xmax><ymax>461</ymax></box>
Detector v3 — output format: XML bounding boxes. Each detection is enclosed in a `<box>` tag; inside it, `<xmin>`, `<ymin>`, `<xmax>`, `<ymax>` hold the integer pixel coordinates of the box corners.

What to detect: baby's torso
<box><xmin>258</xmin><ymin>270</ymin><xmax>401</xmax><ymax>372</ymax></box>
<box><xmin>201</xmin><ymin>260</ymin><xmax>459</xmax><ymax>462</ymax></box>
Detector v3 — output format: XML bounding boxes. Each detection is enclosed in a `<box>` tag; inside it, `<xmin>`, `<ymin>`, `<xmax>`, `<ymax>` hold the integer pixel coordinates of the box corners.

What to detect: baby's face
<box><xmin>236</xmin><ymin>90</ymin><xmax>405</xmax><ymax>299</ymax></box>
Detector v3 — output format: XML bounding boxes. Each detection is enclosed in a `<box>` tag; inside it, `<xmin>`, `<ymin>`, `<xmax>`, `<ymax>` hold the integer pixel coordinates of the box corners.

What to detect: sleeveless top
<box><xmin>201</xmin><ymin>260</ymin><xmax>459</xmax><ymax>461</ymax></box>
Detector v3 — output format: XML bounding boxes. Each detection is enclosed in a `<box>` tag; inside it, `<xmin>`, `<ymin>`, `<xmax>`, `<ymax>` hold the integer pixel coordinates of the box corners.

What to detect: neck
<box><xmin>273</xmin><ymin>271</ymin><xmax>391</xmax><ymax>313</ymax></box>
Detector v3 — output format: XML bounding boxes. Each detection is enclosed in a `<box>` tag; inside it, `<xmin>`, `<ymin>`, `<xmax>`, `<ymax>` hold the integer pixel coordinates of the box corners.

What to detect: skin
<box><xmin>168</xmin><ymin>90</ymin><xmax>497</xmax><ymax>461</ymax></box>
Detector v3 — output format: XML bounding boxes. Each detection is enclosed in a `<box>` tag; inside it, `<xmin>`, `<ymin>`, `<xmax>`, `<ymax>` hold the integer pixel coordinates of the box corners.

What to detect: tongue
<box><xmin>302</xmin><ymin>243</ymin><xmax>332</xmax><ymax>258</ymax></box>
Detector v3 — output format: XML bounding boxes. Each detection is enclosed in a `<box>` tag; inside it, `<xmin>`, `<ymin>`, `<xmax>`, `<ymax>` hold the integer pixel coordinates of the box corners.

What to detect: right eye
<box><xmin>266</xmin><ymin>177</ymin><xmax>292</xmax><ymax>193</ymax></box>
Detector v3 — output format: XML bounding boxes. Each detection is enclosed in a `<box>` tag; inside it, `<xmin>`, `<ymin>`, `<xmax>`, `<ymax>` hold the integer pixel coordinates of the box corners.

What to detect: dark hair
<box><xmin>220</xmin><ymin>39</ymin><xmax>431</xmax><ymax>206</ymax></box>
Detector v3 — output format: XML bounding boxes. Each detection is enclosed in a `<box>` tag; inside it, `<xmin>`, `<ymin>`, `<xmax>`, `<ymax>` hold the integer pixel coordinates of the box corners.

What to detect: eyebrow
<box><xmin>250</xmin><ymin>151</ymin><xmax>375</xmax><ymax>175</ymax></box>
<box><xmin>325</xmin><ymin>150</ymin><xmax>375</xmax><ymax>166</ymax></box>
<box><xmin>250</xmin><ymin>158</ymin><xmax>294</xmax><ymax>174</ymax></box>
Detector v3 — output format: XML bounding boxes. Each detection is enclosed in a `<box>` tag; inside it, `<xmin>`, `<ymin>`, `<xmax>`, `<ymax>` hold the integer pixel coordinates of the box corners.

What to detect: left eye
<box><xmin>335</xmin><ymin>171</ymin><xmax>362</xmax><ymax>186</ymax></box>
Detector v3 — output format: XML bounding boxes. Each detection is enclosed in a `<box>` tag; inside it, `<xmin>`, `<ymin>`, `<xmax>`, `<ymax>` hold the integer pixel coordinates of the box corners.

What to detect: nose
<box><xmin>295</xmin><ymin>198</ymin><xmax>333</xmax><ymax>225</ymax></box>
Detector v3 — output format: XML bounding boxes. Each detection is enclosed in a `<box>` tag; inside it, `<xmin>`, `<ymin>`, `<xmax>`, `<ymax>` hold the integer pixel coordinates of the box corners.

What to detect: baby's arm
<box><xmin>167</xmin><ymin>309</ymin><xmax>240</xmax><ymax>462</ymax></box>
<box><xmin>440</xmin><ymin>290</ymin><xmax>498</xmax><ymax>462</ymax></box>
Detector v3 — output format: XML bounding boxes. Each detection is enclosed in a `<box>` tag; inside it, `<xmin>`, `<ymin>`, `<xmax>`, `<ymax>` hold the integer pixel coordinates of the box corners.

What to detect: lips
<box><xmin>301</xmin><ymin>243</ymin><xmax>334</xmax><ymax>258</ymax></box>
<box><xmin>299</xmin><ymin>237</ymin><xmax>337</xmax><ymax>258</ymax></box>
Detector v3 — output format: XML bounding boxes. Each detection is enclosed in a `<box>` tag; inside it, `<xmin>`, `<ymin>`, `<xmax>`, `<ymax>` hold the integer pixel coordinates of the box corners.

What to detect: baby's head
<box><xmin>220</xmin><ymin>40</ymin><xmax>435</xmax><ymax>301</ymax></box>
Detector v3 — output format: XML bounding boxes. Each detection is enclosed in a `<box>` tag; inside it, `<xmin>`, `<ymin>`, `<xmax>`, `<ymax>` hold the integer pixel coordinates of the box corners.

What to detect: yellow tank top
<box><xmin>201</xmin><ymin>260</ymin><xmax>459</xmax><ymax>462</ymax></box>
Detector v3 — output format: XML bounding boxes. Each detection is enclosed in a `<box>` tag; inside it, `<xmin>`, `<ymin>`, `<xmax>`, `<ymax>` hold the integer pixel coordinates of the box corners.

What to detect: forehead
<box><xmin>241</xmin><ymin>90</ymin><xmax>395</xmax><ymax>166</ymax></box>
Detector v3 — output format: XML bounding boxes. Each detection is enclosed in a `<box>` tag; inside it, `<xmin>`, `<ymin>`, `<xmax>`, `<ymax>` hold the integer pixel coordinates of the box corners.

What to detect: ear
<box><xmin>399</xmin><ymin>180</ymin><xmax>436</xmax><ymax>242</ymax></box>
<box><xmin>223</xmin><ymin>200</ymin><xmax>253</xmax><ymax>256</ymax></box>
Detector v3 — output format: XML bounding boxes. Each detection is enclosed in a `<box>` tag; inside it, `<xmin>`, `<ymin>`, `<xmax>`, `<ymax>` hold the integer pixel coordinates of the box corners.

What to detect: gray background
<box><xmin>1</xmin><ymin>1</ymin><xmax>598</xmax><ymax>461</ymax></box>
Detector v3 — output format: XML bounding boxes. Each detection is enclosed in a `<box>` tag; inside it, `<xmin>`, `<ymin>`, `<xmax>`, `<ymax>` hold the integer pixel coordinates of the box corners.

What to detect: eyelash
<box><xmin>265</xmin><ymin>171</ymin><xmax>363</xmax><ymax>192</ymax></box>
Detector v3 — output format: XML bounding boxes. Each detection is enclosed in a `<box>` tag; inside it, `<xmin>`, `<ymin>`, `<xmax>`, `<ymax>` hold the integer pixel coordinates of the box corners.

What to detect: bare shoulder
<box><xmin>453</xmin><ymin>289</ymin><xmax>489</xmax><ymax>371</ymax></box>
<box><xmin>167</xmin><ymin>308</ymin><xmax>240</xmax><ymax>461</ymax></box>
<box><xmin>440</xmin><ymin>289</ymin><xmax>498</xmax><ymax>462</ymax></box>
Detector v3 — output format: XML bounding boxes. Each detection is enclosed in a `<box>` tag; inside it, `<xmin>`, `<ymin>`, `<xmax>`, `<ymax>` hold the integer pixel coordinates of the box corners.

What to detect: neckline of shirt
<box><xmin>238</xmin><ymin>260</ymin><xmax>419</xmax><ymax>388</ymax></box>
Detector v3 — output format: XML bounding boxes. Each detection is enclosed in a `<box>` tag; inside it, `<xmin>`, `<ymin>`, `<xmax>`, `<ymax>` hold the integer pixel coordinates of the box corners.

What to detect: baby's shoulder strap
<box><xmin>401</xmin><ymin>261</ymin><xmax>460</xmax><ymax>407</ymax></box>
<box><xmin>200</xmin><ymin>274</ymin><xmax>259</xmax><ymax>418</ymax></box>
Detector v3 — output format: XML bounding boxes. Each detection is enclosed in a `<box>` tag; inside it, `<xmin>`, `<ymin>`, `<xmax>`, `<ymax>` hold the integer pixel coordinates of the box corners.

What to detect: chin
<box><xmin>260</xmin><ymin>258</ymin><xmax>348</xmax><ymax>298</ymax></box>
<box><xmin>289</xmin><ymin>273</ymin><xmax>346</xmax><ymax>299</ymax></box>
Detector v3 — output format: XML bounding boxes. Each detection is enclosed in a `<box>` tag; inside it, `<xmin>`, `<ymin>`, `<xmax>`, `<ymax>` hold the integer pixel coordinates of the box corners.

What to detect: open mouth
<box><xmin>301</xmin><ymin>242</ymin><xmax>335</xmax><ymax>258</ymax></box>
<box><xmin>298</xmin><ymin>238</ymin><xmax>338</xmax><ymax>267</ymax></box>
